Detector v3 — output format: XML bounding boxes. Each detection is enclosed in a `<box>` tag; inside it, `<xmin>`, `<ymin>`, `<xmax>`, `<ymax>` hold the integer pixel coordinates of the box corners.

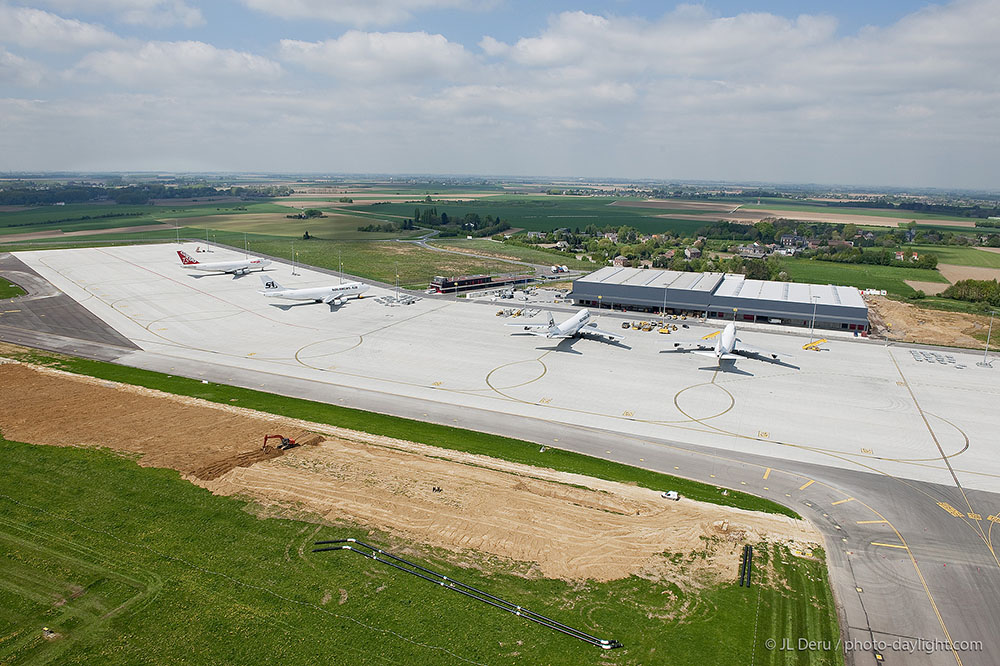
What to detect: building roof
<box><xmin>576</xmin><ymin>266</ymin><xmax>866</xmax><ymax>310</ymax></box>
<box><xmin>713</xmin><ymin>274</ymin><xmax>865</xmax><ymax>308</ymax></box>
<box><xmin>576</xmin><ymin>266</ymin><xmax>724</xmax><ymax>292</ymax></box>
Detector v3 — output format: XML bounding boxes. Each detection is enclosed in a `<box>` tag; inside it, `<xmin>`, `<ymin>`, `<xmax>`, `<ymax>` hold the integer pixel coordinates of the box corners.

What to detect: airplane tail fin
<box><xmin>546</xmin><ymin>311</ymin><xmax>555</xmax><ymax>326</ymax></box>
<box><xmin>177</xmin><ymin>250</ymin><xmax>199</xmax><ymax>265</ymax></box>
<box><xmin>259</xmin><ymin>274</ymin><xmax>283</xmax><ymax>291</ymax></box>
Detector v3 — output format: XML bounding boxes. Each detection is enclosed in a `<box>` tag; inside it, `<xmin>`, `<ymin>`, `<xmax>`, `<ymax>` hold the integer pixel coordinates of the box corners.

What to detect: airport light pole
<box><xmin>291</xmin><ymin>241</ymin><xmax>298</xmax><ymax>276</ymax></box>
<box><xmin>978</xmin><ymin>310</ymin><xmax>996</xmax><ymax>367</ymax></box>
<box><xmin>809</xmin><ymin>295</ymin><xmax>820</xmax><ymax>344</ymax></box>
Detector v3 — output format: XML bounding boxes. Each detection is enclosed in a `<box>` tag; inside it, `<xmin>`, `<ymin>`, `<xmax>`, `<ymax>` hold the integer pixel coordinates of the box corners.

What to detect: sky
<box><xmin>0</xmin><ymin>0</ymin><xmax>997</xmax><ymax>189</ymax></box>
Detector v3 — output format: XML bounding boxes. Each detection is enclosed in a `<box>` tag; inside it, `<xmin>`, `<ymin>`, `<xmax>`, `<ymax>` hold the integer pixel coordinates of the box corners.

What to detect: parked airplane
<box><xmin>507</xmin><ymin>309</ymin><xmax>623</xmax><ymax>342</ymax></box>
<box><xmin>259</xmin><ymin>274</ymin><xmax>369</xmax><ymax>307</ymax></box>
<box><xmin>177</xmin><ymin>250</ymin><xmax>270</xmax><ymax>275</ymax></box>
<box><xmin>671</xmin><ymin>322</ymin><xmax>787</xmax><ymax>362</ymax></box>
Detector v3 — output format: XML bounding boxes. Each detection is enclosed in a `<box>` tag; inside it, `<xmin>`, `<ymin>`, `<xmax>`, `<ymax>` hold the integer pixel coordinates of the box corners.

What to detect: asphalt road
<box><xmin>1</xmin><ymin>251</ymin><xmax>997</xmax><ymax>665</ymax></box>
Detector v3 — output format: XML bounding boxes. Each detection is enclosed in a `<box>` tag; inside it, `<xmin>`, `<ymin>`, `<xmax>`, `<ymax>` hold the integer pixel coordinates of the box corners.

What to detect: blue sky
<box><xmin>1</xmin><ymin>0</ymin><xmax>997</xmax><ymax>189</ymax></box>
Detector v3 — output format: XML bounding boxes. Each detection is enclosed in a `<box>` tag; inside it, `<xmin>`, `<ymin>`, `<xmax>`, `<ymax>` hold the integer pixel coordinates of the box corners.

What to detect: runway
<box><xmin>4</xmin><ymin>243</ymin><xmax>1000</xmax><ymax>665</ymax></box>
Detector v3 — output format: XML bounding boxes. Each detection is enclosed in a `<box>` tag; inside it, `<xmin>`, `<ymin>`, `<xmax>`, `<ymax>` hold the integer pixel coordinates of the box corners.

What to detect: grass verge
<box><xmin>1</xmin><ymin>279</ymin><xmax>26</xmax><ymax>299</ymax></box>
<box><xmin>0</xmin><ymin>435</ymin><xmax>839</xmax><ymax>665</ymax></box>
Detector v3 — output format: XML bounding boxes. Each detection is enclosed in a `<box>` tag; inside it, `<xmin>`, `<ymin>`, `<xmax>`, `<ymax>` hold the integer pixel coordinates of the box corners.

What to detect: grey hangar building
<box><xmin>570</xmin><ymin>266</ymin><xmax>870</xmax><ymax>333</ymax></box>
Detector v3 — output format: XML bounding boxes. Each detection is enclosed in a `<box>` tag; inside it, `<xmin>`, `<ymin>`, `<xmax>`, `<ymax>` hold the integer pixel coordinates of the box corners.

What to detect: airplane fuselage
<box><xmin>178</xmin><ymin>251</ymin><xmax>270</xmax><ymax>274</ymax></box>
<box><xmin>713</xmin><ymin>323</ymin><xmax>737</xmax><ymax>357</ymax></box>
<box><xmin>263</xmin><ymin>282</ymin><xmax>369</xmax><ymax>303</ymax></box>
<box><xmin>552</xmin><ymin>309</ymin><xmax>590</xmax><ymax>337</ymax></box>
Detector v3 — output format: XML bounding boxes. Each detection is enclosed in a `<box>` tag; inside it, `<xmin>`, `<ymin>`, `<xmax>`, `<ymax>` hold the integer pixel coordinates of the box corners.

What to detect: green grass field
<box><xmin>428</xmin><ymin>239</ymin><xmax>598</xmax><ymax>270</ymax></box>
<box><xmin>181</xmin><ymin>212</ymin><xmax>417</xmax><ymax>241</ymax></box>
<box><xmin>0</xmin><ymin>435</ymin><xmax>840</xmax><ymax>665</ymax></box>
<box><xmin>249</xmin><ymin>237</ymin><xmax>531</xmax><ymax>288</ymax></box>
<box><xmin>904</xmin><ymin>244</ymin><xmax>1000</xmax><ymax>268</ymax></box>
<box><xmin>347</xmin><ymin>195</ymin><xmax>713</xmax><ymax>236</ymax></box>
<box><xmin>778</xmin><ymin>258</ymin><xmax>947</xmax><ymax>296</ymax></box>
<box><xmin>1</xmin><ymin>279</ymin><xmax>26</xmax><ymax>299</ymax></box>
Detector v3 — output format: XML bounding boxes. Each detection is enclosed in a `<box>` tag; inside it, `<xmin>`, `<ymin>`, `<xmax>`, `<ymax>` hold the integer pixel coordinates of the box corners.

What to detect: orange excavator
<box><xmin>261</xmin><ymin>434</ymin><xmax>298</xmax><ymax>452</ymax></box>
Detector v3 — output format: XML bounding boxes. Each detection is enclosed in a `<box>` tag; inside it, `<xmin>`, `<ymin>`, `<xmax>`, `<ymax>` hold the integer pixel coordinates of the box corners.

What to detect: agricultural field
<box><xmin>740</xmin><ymin>201</ymin><xmax>977</xmax><ymax>224</ymax></box>
<box><xmin>0</xmin><ymin>349</ymin><xmax>839</xmax><ymax>665</ymax></box>
<box><xmin>0</xmin><ymin>202</ymin><xmax>293</xmax><ymax>239</ymax></box>
<box><xmin>428</xmin><ymin>239</ymin><xmax>598</xmax><ymax>270</ymax></box>
<box><xmin>249</xmin><ymin>237</ymin><xmax>530</xmax><ymax>288</ymax></box>
<box><xmin>177</xmin><ymin>212</ymin><xmax>417</xmax><ymax>241</ymax></box>
<box><xmin>776</xmin><ymin>257</ymin><xmax>948</xmax><ymax>296</ymax></box>
<box><xmin>346</xmin><ymin>195</ymin><xmax>714</xmax><ymax>236</ymax></box>
<box><xmin>904</xmin><ymin>244</ymin><xmax>1000</xmax><ymax>268</ymax></box>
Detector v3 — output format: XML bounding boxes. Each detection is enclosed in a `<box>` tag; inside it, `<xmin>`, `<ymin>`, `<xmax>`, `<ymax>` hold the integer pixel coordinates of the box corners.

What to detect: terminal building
<box><xmin>571</xmin><ymin>266</ymin><xmax>869</xmax><ymax>333</ymax></box>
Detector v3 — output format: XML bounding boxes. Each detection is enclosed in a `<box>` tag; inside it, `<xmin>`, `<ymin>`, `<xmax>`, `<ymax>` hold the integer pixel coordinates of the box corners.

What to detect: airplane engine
<box><xmin>333</xmin><ymin>298</ymin><xmax>343</xmax><ymax>306</ymax></box>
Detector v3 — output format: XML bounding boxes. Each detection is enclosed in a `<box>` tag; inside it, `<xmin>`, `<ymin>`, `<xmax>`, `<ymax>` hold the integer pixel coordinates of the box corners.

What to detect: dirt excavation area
<box><xmin>0</xmin><ymin>360</ymin><xmax>819</xmax><ymax>584</ymax></box>
<box><xmin>867</xmin><ymin>296</ymin><xmax>991</xmax><ymax>348</ymax></box>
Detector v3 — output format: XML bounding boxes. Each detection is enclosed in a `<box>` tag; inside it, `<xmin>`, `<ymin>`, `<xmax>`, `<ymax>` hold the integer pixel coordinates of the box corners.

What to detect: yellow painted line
<box><xmin>701</xmin><ymin>330</ymin><xmax>721</xmax><ymax>340</ymax></box>
<box><xmin>871</xmin><ymin>542</ymin><xmax>908</xmax><ymax>550</ymax></box>
<box><xmin>832</xmin><ymin>497</ymin><xmax>854</xmax><ymax>506</ymax></box>
<box><xmin>857</xmin><ymin>520</ymin><xmax>888</xmax><ymax>525</ymax></box>
<box><xmin>798</xmin><ymin>479</ymin><xmax>814</xmax><ymax>491</ymax></box>
<box><xmin>762</xmin><ymin>467</ymin><xmax>771</xmax><ymax>480</ymax></box>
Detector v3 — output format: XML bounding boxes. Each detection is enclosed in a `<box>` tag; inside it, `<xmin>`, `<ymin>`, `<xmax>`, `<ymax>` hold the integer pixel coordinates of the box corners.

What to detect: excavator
<box><xmin>261</xmin><ymin>434</ymin><xmax>299</xmax><ymax>452</ymax></box>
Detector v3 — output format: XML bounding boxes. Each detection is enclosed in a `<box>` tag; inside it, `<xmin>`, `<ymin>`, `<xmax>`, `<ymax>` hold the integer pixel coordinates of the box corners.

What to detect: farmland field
<box><xmin>740</xmin><ymin>201</ymin><xmax>977</xmax><ymax>224</ymax></box>
<box><xmin>0</xmin><ymin>202</ymin><xmax>293</xmax><ymax>238</ymax></box>
<box><xmin>249</xmin><ymin>238</ymin><xmax>530</xmax><ymax>288</ymax></box>
<box><xmin>347</xmin><ymin>195</ymin><xmax>714</xmax><ymax>235</ymax></box>
<box><xmin>777</xmin><ymin>257</ymin><xmax>947</xmax><ymax>296</ymax></box>
<box><xmin>177</xmin><ymin>212</ymin><xmax>417</xmax><ymax>240</ymax></box>
<box><xmin>903</xmin><ymin>244</ymin><xmax>1000</xmax><ymax>268</ymax></box>
<box><xmin>428</xmin><ymin>239</ymin><xmax>598</xmax><ymax>270</ymax></box>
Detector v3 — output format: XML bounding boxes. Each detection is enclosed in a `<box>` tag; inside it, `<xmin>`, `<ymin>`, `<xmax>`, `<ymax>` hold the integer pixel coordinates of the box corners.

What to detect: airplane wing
<box><xmin>578</xmin><ymin>325</ymin><xmax>624</xmax><ymax>342</ymax></box>
<box><xmin>734</xmin><ymin>338</ymin><xmax>789</xmax><ymax>360</ymax></box>
<box><xmin>321</xmin><ymin>294</ymin><xmax>344</xmax><ymax>306</ymax></box>
<box><xmin>505</xmin><ymin>322</ymin><xmax>550</xmax><ymax>331</ymax></box>
<box><xmin>671</xmin><ymin>330</ymin><xmax>720</xmax><ymax>350</ymax></box>
<box><xmin>694</xmin><ymin>350</ymin><xmax>740</xmax><ymax>360</ymax></box>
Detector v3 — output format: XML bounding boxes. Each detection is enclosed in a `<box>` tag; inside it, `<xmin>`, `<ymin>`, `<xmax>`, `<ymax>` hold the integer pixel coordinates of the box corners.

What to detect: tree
<box><xmin>302</xmin><ymin>230</ymin><xmax>311</xmax><ymax>240</ymax></box>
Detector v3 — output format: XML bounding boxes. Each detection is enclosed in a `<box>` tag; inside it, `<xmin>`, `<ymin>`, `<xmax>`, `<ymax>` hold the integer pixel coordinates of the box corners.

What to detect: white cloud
<box><xmin>31</xmin><ymin>0</ymin><xmax>204</xmax><ymax>28</ymax></box>
<box><xmin>242</xmin><ymin>0</ymin><xmax>477</xmax><ymax>27</ymax></box>
<box><xmin>72</xmin><ymin>41</ymin><xmax>283</xmax><ymax>88</ymax></box>
<box><xmin>0</xmin><ymin>47</ymin><xmax>44</xmax><ymax>85</ymax></box>
<box><xmin>0</xmin><ymin>5</ymin><xmax>122</xmax><ymax>51</ymax></box>
<box><xmin>279</xmin><ymin>31</ymin><xmax>474</xmax><ymax>81</ymax></box>
<box><xmin>2</xmin><ymin>0</ymin><xmax>1000</xmax><ymax>188</ymax></box>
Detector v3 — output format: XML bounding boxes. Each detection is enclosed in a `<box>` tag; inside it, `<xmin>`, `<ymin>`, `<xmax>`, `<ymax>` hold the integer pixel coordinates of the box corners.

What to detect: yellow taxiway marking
<box><xmin>871</xmin><ymin>542</ymin><xmax>908</xmax><ymax>550</ymax></box>
<box><xmin>762</xmin><ymin>467</ymin><xmax>771</xmax><ymax>480</ymax></box>
<box><xmin>701</xmin><ymin>330</ymin><xmax>721</xmax><ymax>340</ymax></box>
<box><xmin>798</xmin><ymin>479</ymin><xmax>815</xmax><ymax>491</ymax></box>
<box><xmin>832</xmin><ymin>497</ymin><xmax>854</xmax><ymax>506</ymax></box>
<box><xmin>857</xmin><ymin>520</ymin><xmax>889</xmax><ymax>525</ymax></box>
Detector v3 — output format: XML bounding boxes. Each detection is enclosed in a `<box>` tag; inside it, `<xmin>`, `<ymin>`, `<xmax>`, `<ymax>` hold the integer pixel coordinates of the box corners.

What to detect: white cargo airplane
<box><xmin>507</xmin><ymin>309</ymin><xmax>623</xmax><ymax>342</ymax></box>
<box><xmin>671</xmin><ymin>322</ymin><xmax>787</xmax><ymax>362</ymax></box>
<box><xmin>177</xmin><ymin>250</ymin><xmax>270</xmax><ymax>275</ymax></box>
<box><xmin>259</xmin><ymin>274</ymin><xmax>369</xmax><ymax>307</ymax></box>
